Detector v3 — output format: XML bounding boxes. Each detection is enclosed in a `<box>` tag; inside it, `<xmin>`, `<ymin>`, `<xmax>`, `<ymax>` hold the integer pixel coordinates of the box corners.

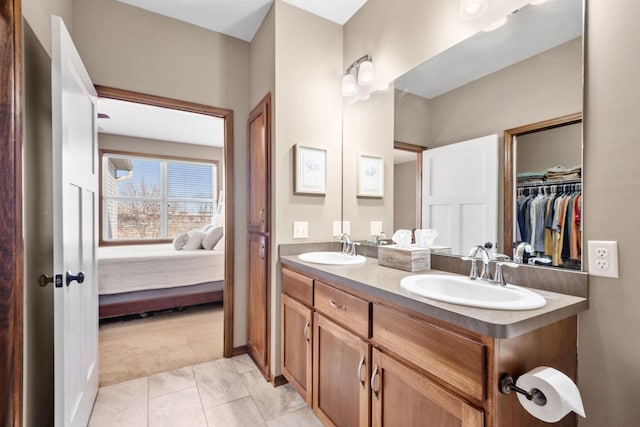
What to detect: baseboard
<box><xmin>231</xmin><ymin>345</ymin><xmax>248</xmax><ymax>357</ymax></box>
<box><xmin>273</xmin><ymin>375</ymin><xmax>288</xmax><ymax>387</ymax></box>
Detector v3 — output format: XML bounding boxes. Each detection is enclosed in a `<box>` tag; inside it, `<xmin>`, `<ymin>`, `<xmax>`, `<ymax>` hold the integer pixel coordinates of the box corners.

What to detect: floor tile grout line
<box><xmin>194</xmin><ymin>365</ymin><xmax>211</xmax><ymax>427</ymax></box>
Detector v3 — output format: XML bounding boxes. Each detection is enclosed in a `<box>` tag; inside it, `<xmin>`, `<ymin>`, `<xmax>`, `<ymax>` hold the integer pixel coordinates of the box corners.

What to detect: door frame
<box><xmin>393</xmin><ymin>141</ymin><xmax>426</xmax><ymax>229</ymax></box>
<box><xmin>0</xmin><ymin>0</ymin><xmax>24</xmax><ymax>425</ymax></box>
<box><xmin>95</xmin><ymin>85</ymin><xmax>236</xmax><ymax>358</ymax></box>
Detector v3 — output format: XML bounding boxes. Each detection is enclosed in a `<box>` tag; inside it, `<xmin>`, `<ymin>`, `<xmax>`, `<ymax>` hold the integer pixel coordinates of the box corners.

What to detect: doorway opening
<box><xmin>95</xmin><ymin>86</ymin><xmax>235</xmax><ymax>385</ymax></box>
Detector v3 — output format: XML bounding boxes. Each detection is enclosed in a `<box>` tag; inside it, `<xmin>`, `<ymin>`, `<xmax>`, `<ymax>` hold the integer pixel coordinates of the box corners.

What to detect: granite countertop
<box><xmin>280</xmin><ymin>254</ymin><xmax>589</xmax><ymax>339</ymax></box>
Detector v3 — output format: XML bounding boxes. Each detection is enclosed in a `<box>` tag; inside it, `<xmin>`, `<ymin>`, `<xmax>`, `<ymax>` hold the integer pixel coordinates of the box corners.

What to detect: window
<box><xmin>101</xmin><ymin>151</ymin><xmax>219</xmax><ymax>242</ymax></box>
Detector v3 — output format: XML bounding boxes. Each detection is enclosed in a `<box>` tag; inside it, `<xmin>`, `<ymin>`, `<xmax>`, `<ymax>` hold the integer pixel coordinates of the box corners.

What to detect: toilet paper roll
<box><xmin>516</xmin><ymin>366</ymin><xmax>585</xmax><ymax>423</ymax></box>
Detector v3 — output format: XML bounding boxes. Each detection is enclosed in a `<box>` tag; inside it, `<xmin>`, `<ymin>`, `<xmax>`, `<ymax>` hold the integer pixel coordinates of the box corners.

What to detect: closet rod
<box><xmin>516</xmin><ymin>178</ymin><xmax>582</xmax><ymax>189</ymax></box>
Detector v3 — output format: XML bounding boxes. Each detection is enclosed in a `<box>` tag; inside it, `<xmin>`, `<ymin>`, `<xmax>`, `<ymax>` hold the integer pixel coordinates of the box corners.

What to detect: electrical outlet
<box><xmin>293</xmin><ymin>221</ymin><xmax>308</xmax><ymax>239</ymax></box>
<box><xmin>370</xmin><ymin>221</ymin><xmax>383</xmax><ymax>236</ymax></box>
<box><xmin>588</xmin><ymin>240</ymin><xmax>619</xmax><ymax>278</ymax></box>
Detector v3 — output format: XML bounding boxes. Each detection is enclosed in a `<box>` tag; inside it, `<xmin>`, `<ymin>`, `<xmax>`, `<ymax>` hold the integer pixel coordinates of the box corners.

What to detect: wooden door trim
<box><xmin>0</xmin><ymin>0</ymin><xmax>24</xmax><ymax>424</ymax></box>
<box><xmin>394</xmin><ymin>141</ymin><xmax>426</xmax><ymax>229</ymax></box>
<box><xmin>95</xmin><ymin>85</ymin><xmax>236</xmax><ymax>357</ymax></box>
<box><xmin>503</xmin><ymin>112</ymin><xmax>582</xmax><ymax>257</ymax></box>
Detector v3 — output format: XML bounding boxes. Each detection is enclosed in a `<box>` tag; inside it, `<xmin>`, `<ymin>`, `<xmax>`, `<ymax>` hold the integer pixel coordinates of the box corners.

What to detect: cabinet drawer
<box><xmin>282</xmin><ymin>267</ymin><xmax>313</xmax><ymax>306</ymax></box>
<box><xmin>314</xmin><ymin>281</ymin><xmax>370</xmax><ymax>338</ymax></box>
<box><xmin>372</xmin><ymin>304</ymin><xmax>486</xmax><ymax>402</ymax></box>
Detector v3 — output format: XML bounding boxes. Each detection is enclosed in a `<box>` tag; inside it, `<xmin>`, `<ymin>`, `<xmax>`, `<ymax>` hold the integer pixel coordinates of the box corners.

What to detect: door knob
<box><xmin>66</xmin><ymin>271</ymin><xmax>85</xmax><ymax>286</ymax></box>
<box><xmin>38</xmin><ymin>274</ymin><xmax>54</xmax><ymax>287</ymax></box>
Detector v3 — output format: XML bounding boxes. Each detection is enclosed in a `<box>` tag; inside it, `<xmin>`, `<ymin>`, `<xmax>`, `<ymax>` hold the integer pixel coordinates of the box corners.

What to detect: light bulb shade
<box><xmin>357</xmin><ymin>60</ymin><xmax>375</xmax><ymax>86</ymax></box>
<box><xmin>459</xmin><ymin>0</ymin><xmax>488</xmax><ymax>21</ymax></box>
<box><xmin>342</xmin><ymin>74</ymin><xmax>358</xmax><ymax>97</ymax></box>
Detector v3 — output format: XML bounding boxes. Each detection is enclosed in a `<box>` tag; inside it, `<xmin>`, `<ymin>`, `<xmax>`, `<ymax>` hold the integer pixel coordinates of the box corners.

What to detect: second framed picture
<box><xmin>358</xmin><ymin>154</ymin><xmax>384</xmax><ymax>198</ymax></box>
<box><xmin>294</xmin><ymin>144</ymin><xmax>327</xmax><ymax>195</ymax></box>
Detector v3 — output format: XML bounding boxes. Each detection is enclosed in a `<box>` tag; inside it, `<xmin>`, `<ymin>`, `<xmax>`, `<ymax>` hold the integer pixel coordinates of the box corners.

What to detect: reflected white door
<box><xmin>52</xmin><ymin>16</ymin><xmax>99</xmax><ymax>427</ymax></box>
<box><xmin>422</xmin><ymin>135</ymin><xmax>498</xmax><ymax>255</ymax></box>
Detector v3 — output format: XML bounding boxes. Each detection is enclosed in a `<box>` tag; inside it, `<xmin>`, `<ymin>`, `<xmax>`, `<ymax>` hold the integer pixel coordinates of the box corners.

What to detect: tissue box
<box><xmin>377</xmin><ymin>245</ymin><xmax>431</xmax><ymax>272</ymax></box>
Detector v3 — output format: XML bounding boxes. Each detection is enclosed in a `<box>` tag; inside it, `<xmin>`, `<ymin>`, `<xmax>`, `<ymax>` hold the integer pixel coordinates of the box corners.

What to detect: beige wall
<box><xmin>71</xmin><ymin>0</ymin><xmax>251</xmax><ymax>347</ymax></box>
<box><xmin>580</xmin><ymin>0</ymin><xmax>640</xmax><ymax>425</ymax></box>
<box><xmin>250</xmin><ymin>5</ymin><xmax>275</xmax><ymax>108</ymax></box>
<box><xmin>345</xmin><ymin>0</ymin><xmax>640</xmax><ymax>424</ymax></box>
<box><xmin>98</xmin><ymin>134</ymin><xmax>223</xmax><ymax>164</ymax></box>
<box><xmin>394</xmin><ymin>90</ymin><xmax>430</xmax><ymax>147</ymax></box>
<box><xmin>22</xmin><ymin>20</ymin><xmax>56</xmax><ymax>427</ymax></box>
<box><xmin>516</xmin><ymin>122</ymin><xmax>582</xmax><ymax>174</ymax></box>
<box><xmin>23</xmin><ymin>0</ymin><xmax>72</xmax><ymax>55</ymax></box>
<box><xmin>394</xmin><ymin>160</ymin><xmax>417</xmax><ymax>231</ymax></box>
<box><xmin>271</xmin><ymin>0</ymin><xmax>343</xmax><ymax>375</ymax></box>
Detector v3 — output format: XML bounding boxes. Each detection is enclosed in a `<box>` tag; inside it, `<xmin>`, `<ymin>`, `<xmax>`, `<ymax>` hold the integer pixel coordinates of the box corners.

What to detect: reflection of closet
<box><xmin>247</xmin><ymin>93</ymin><xmax>272</xmax><ymax>379</ymax></box>
<box><xmin>516</xmin><ymin>179</ymin><xmax>582</xmax><ymax>269</ymax></box>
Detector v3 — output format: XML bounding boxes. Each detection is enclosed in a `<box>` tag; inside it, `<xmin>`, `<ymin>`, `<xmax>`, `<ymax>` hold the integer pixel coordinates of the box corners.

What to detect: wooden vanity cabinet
<box><xmin>281</xmin><ymin>267</ymin><xmax>314</xmax><ymax>404</ymax></box>
<box><xmin>371</xmin><ymin>348</ymin><xmax>484</xmax><ymax>427</ymax></box>
<box><xmin>279</xmin><ymin>265</ymin><xmax>578</xmax><ymax>427</ymax></box>
<box><xmin>313</xmin><ymin>313</ymin><xmax>370</xmax><ymax>427</ymax></box>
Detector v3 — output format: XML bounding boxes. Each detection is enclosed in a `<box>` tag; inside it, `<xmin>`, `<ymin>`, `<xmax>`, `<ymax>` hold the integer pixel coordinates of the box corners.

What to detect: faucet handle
<box><xmin>462</xmin><ymin>256</ymin><xmax>480</xmax><ymax>280</ymax></box>
<box><xmin>494</xmin><ymin>261</ymin><xmax>519</xmax><ymax>286</ymax></box>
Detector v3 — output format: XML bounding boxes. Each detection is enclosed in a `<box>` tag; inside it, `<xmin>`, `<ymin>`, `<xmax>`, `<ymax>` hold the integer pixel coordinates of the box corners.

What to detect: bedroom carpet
<box><xmin>99</xmin><ymin>303</ymin><xmax>224</xmax><ymax>387</ymax></box>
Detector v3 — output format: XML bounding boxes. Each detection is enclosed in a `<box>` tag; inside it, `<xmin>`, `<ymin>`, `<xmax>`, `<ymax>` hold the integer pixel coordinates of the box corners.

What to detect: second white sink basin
<box><xmin>400</xmin><ymin>274</ymin><xmax>546</xmax><ymax>310</ymax></box>
<box><xmin>298</xmin><ymin>251</ymin><xmax>366</xmax><ymax>266</ymax></box>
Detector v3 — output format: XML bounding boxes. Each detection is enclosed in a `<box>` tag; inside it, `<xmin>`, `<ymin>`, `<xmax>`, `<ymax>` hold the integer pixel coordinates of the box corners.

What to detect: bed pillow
<box><xmin>202</xmin><ymin>225</ymin><xmax>224</xmax><ymax>250</ymax></box>
<box><xmin>172</xmin><ymin>232</ymin><xmax>190</xmax><ymax>250</ymax></box>
<box><xmin>183</xmin><ymin>229</ymin><xmax>206</xmax><ymax>250</ymax></box>
<box><xmin>213</xmin><ymin>236</ymin><xmax>225</xmax><ymax>252</ymax></box>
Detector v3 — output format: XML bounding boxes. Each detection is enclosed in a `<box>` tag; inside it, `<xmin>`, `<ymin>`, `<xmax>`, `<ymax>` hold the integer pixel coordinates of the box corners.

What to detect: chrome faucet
<box><xmin>493</xmin><ymin>261</ymin><xmax>520</xmax><ymax>286</ymax></box>
<box><xmin>464</xmin><ymin>245</ymin><xmax>491</xmax><ymax>281</ymax></box>
<box><xmin>374</xmin><ymin>232</ymin><xmax>388</xmax><ymax>245</ymax></box>
<box><xmin>337</xmin><ymin>233</ymin><xmax>351</xmax><ymax>254</ymax></box>
<box><xmin>514</xmin><ymin>242</ymin><xmax>533</xmax><ymax>264</ymax></box>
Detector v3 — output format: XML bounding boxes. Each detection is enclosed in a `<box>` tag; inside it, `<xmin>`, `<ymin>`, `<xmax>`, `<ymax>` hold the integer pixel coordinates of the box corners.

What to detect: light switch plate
<box><xmin>588</xmin><ymin>240</ymin><xmax>619</xmax><ymax>278</ymax></box>
<box><xmin>293</xmin><ymin>221</ymin><xmax>308</xmax><ymax>239</ymax></box>
<box><xmin>332</xmin><ymin>221</ymin><xmax>351</xmax><ymax>237</ymax></box>
<box><xmin>370</xmin><ymin>221</ymin><xmax>383</xmax><ymax>236</ymax></box>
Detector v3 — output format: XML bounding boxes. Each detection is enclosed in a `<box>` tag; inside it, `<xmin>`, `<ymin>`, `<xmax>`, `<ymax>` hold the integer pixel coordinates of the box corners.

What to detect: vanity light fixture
<box><xmin>342</xmin><ymin>54</ymin><xmax>375</xmax><ymax>97</ymax></box>
<box><xmin>459</xmin><ymin>0</ymin><xmax>488</xmax><ymax>21</ymax></box>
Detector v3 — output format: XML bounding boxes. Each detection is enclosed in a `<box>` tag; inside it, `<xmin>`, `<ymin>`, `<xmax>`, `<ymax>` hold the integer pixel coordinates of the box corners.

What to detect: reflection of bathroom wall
<box><xmin>516</xmin><ymin>123</ymin><xmax>582</xmax><ymax>174</ymax></box>
<box><xmin>394</xmin><ymin>160</ymin><xmax>417</xmax><ymax>230</ymax></box>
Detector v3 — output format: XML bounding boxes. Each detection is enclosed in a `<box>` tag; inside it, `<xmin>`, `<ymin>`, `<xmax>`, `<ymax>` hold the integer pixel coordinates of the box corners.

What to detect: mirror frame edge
<box><xmin>502</xmin><ymin>112</ymin><xmax>583</xmax><ymax>258</ymax></box>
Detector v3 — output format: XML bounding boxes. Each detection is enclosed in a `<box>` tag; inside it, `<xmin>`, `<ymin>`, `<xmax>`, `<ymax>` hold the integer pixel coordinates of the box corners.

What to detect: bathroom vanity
<box><xmin>279</xmin><ymin>249</ymin><xmax>588</xmax><ymax>427</ymax></box>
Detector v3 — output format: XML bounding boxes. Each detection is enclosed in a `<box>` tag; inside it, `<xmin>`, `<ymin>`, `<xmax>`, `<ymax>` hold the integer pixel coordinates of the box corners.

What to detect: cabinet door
<box><xmin>248</xmin><ymin>95</ymin><xmax>270</xmax><ymax>233</ymax></box>
<box><xmin>313</xmin><ymin>313</ymin><xmax>370</xmax><ymax>427</ymax></box>
<box><xmin>281</xmin><ymin>294</ymin><xmax>313</xmax><ymax>404</ymax></box>
<box><xmin>248</xmin><ymin>233</ymin><xmax>269</xmax><ymax>377</ymax></box>
<box><xmin>371</xmin><ymin>348</ymin><xmax>484</xmax><ymax>427</ymax></box>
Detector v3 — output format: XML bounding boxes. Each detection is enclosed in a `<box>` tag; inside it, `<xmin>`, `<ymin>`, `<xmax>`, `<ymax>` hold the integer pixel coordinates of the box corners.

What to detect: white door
<box><xmin>422</xmin><ymin>134</ymin><xmax>498</xmax><ymax>255</ymax></box>
<box><xmin>52</xmin><ymin>16</ymin><xmax>99</xmax><ymax>427</ymax></box>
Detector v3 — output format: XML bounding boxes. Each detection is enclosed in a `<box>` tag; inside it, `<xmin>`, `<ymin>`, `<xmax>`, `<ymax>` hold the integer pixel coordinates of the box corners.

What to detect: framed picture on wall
<box><xmin>294</xmin><ymin>144</ymin><xmax>327</xmax><ymax>195</ymax></box>
<box><xmin>358</xmin><ymin>154</ymin><xmax>384</xmax><ymax>198</ymax></box>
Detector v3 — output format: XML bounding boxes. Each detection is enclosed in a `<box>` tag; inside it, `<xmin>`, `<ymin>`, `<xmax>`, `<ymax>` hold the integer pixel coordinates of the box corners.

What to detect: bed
<box><xmin>98</xmin><ymin>243</ymin><xmax>224</xmax><ymax>319</ymax></box>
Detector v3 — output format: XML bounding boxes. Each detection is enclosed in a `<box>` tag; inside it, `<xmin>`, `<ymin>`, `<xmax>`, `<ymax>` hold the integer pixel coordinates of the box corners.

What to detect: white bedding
<box><xmin>98</xmin><ymin>244</ymin><xmax>224</xmax><ymax>295</ymax></box>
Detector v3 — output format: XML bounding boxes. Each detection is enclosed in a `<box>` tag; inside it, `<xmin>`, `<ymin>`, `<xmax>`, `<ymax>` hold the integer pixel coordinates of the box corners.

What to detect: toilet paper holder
<box><xmin>499</xmin><ymin>374</ymin><xmax>547</xmax><ymax>406</ymax></box>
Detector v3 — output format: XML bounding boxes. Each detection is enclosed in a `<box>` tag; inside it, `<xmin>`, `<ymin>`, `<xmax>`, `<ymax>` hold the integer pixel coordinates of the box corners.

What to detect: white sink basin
<box><xmin>400</xmin><ymin>274</ymin><xmax>546</xmax><ymax>310</ymax></box>
<box><xmin>298</xmin><ymin>251</ymin><xmax>366</xmax><ymax>266</ymax></box>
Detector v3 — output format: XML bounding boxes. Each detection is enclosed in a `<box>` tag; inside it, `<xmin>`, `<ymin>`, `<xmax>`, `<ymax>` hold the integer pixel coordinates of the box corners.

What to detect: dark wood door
<box><xmin>281</xmin><ymin>294</ymin><xmax>313</xmax><ymax>404</ymax></box>
<box><xmin>371</xmin><ymin>348</ymin><xmax>484</xmax><ymax>427</ymax></box>
<box><xmin>247</xmin><ymin>94</ymin><xmax>270</xmax><ymax>234</ymax></box>
<box><xmin>247</xmin><ymin>233</ymin><xmax>269</xmax><ymax>377</ymax></box>
<box><xmin>313</xmin><ymin>313</ymin><xmax>370</xmax><ymax>427</ymax></box>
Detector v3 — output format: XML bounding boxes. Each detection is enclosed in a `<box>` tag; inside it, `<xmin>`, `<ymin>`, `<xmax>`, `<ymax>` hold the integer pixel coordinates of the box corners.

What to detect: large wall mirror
<box><xmin>342</xmin><ymin>0</ymin><xmax>584</xmax><ymax>270</ymax></box>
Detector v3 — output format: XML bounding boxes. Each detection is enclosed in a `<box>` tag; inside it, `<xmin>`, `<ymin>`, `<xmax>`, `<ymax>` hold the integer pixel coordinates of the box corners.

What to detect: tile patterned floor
<box><xmin>89</xmin><ymin>354</ymin><xmax>324</xmax><ymax>427</ymax></box>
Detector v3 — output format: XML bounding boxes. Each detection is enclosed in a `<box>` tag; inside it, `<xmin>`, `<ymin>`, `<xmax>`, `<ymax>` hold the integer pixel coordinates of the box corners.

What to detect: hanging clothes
<box><xmin>516</xmin><ymin>181</ymin><xmax>581</xmax><ymax>269</ymax></box>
